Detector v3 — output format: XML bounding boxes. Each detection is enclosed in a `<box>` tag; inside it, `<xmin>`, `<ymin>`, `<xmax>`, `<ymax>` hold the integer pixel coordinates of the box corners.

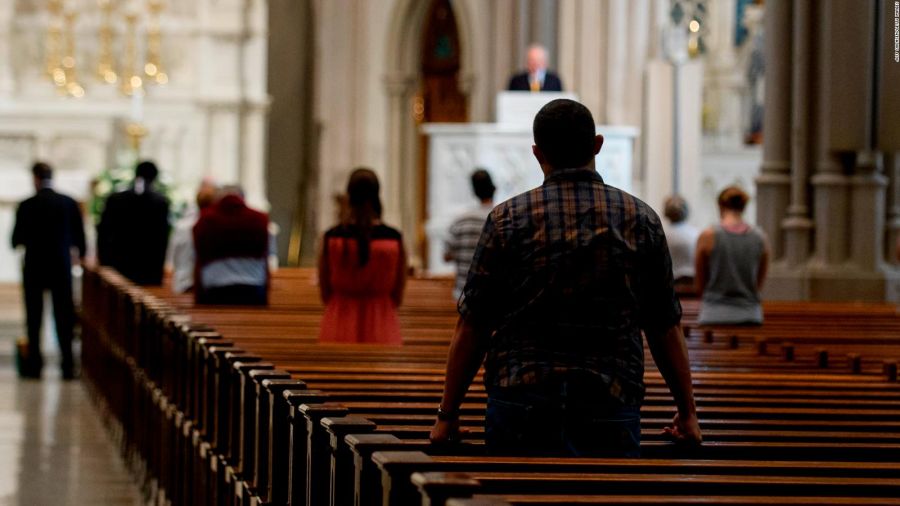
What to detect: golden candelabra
<box><xmin>125</xmin><ymin>122</ymin><xmax>148</xmax><ymax>153</ymax></box>
<box><xmin>43</xmin><ymin>0</ymin><xmax>169</xmax><ymax>98</ymax></box>
<box><xmin>62</xmin><ymin>11</ymin><xmax>85</xmax><ymax>97</ymax></box>
<box><xmin>120</xmin><ymin>12</ymin><xmax>141</xmax><ymax>96</ymax></box>
<box><xmin>44</xmin><ymin>0</ymin><xmax>63</xmax><ymax>81</ymax></box>
<box><xmin>96</xmin><ymin>0</ymin><xmax>117</xmax><ymax>84</ymax></box>
<box><xmin>144</xmin><ymin>0</ymin><xmax>168</xmax><ymax>85</ymax></box>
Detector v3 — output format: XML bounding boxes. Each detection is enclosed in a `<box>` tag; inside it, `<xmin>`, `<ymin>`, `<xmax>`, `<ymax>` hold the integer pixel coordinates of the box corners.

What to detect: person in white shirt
<box><xmin>663</xmin><ymin>195</ymin><xmax>700</xmax><ymax>288</ymax></box>
<box><xmin>169</xmin><ymin>180</ymin><xmax>218</xmax><ymax>293</ymax></box>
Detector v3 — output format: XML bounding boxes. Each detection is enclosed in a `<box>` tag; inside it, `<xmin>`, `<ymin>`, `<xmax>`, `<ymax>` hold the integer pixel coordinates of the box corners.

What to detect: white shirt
<box><xmin>666</xmin><ymin>221</ymin><xmax>700</xmax><ymax>280</ymax></box>
<box><xmin>168</xmin><ymin>208</ymin><xmax>199</xmax><ymax>293</ymax></box>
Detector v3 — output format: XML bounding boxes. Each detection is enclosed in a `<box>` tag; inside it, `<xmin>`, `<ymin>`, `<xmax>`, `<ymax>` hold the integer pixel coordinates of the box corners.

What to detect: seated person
<box><xmin>444</xmin><ymin>169</ymin><xmax>496</xmax><ymax>300</ymax></box>
<box><xmin>508</xmin><ymin>43</ymin><xmax>563</xmax><ymax>92</ymax></box>
<box><xmin>168</xmin><ymin>180</ymin><xmax>218</xmax><ymax>294</ymax></box>
<box><xmin>663</xmin><ymin>195</ymin><xmax>700</xmax><ymax>290</ymax></box>
<box><xmin>193</xmin><ymin>186</ymin><xmax>270</xmax><ymax>305</ymax></box>
<box><xmin>695</xmin><ymin>187</ymin><xmax>770</xmax><ymax>326</ymax></box>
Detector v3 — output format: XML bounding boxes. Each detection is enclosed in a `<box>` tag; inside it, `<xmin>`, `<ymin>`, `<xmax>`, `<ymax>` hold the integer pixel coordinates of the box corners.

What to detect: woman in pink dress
<box><xmin>318</xmin><ymin>168</ymin><xmax>407</xmax><ymax>344</ymax></box>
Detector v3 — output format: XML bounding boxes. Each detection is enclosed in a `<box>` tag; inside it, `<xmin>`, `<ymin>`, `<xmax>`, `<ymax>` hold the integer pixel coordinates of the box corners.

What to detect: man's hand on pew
<box><xmin>646</xmin><ymin>323</ymin><xmax>703</xmax><ymax>448</ymax></box>
<box><xmin>430</xmin><ymin>417</ymin><xmax>462</xmax><ymax>445</ymax></box>
<box><xmin>432</xmin><ymin>316</ymin><xmax>488</xmax><ymax>446</ymax></box>
<box><xmin>662</xmin><ymin>411</ymin><xmax>702</xmax><ymax>447</ymax></box>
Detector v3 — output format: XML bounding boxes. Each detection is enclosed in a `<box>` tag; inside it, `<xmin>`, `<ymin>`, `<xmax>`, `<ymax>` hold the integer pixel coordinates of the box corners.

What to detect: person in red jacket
<box><xmin>192</xmin><ymin>186</ymin><xmax>269</xmax><ymax>305</ymax></box>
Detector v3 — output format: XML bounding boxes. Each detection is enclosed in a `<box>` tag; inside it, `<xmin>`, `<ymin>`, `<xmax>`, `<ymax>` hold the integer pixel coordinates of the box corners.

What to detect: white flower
<box><xmin>95</xmin><ymin>180</ymin><xmax>112</xmax><ymax>195</ymax></box>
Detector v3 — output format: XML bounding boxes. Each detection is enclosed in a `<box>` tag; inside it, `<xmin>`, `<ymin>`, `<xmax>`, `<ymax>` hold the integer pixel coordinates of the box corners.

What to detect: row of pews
<box><xmin>79</xmin><ymin>266</ymin><xmax>900</xmax><ymax>506</ymax></box>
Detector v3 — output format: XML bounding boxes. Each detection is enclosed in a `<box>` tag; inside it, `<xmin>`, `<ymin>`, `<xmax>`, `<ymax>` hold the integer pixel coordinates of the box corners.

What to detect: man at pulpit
<box><xmin>507</xmin><ymin>44</ymin><xmax>563</xmax><ymax>92</ymax></box>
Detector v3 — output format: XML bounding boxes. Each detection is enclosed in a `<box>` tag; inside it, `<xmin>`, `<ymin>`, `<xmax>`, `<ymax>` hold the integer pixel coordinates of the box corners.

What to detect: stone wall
<box><xmin>0</xmin><ymin>0</ymin><xmax>268</xmax><ymax>282</ymax></box>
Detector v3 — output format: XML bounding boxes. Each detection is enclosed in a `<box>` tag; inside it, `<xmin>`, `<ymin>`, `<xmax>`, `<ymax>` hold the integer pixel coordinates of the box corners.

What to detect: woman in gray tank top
<box><xmin>695</xmin><ymin>187</ymin><xmax>770</xmax><ymax>326</ymax></box>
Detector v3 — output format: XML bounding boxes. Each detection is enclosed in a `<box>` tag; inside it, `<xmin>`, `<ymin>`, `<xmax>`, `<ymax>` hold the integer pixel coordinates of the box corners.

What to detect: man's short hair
<box><xmin>717</xmin><ymin>186</ymin><xmax>750</xmax><ymax>212</ymax></box>
<box><xmin>196</xmin><ymin>181</ymin><xmax>218</xmax><ymax>209</ymax></box>
<box><xmin>135</xmin><ymin>160</ymin><xmax>159</xmax><ymax>183</ymax></box>
<box><xmin>533</xmin><ymin>99</ymin><xmax>596</xmax><ymax>170</ymax></box>
<box><xmin>471</xmin><ymin>169</ymin><xmax>496</xmax><ymax>201</ymax></box>
<box><xmin>32</xmin><ymin>162</ymin><xmax>53</xmax><ymax>181</ymax></box>
<box><xmin>664</xmin><ymin>195</ymin><xmax>689</xmax><ymax>223</ymax></box>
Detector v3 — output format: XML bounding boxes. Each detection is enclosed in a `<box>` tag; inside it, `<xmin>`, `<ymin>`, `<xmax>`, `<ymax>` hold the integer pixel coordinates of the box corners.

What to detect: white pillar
<box><xmin>239</xmin><ymin>0</ymin><xmax>269</xmax><ymax>209</ymax></box>
<box><xmin>703</xmin><ymin>0</ymin><xmax>744</xmax><ymax>148</ymax></box>
<box><xmin>241</xmin><ymin>105</ymin><xmax>269</xmax><ymax>209</ymax></box>
<box><xmin>383</xmin><ymin>75</ymin><xmax>415</xmax><ymax>241</ymax></box>
<box><xmin>558</xmin><ymin>0</ymin><xmax>607</xmax><ymax>120</ymax></box>
<box><xmin>0</xmin><ymin>1</ymin><xmax>14</xmax><ymax>97</ymax></box>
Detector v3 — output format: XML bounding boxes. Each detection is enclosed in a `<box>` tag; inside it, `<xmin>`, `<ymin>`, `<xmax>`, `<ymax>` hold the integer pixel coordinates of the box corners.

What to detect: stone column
<box><xmin>484</xmin><ymin>0</ymin><xmax>522</xmax><ymax>116</ymax></box>
<box><xmin>780</xmin><ymin>0</ymin><xmax>814</xmax><ymax>267</ymax></box>
<box><xmin>0</xmin><ymin>0</ymin><xmax>13</xmax><ymax>97</ymax></box>
<box><xmin>809</xmin><ymin>1</ymin><xmax>850</xmax><ymax>268</ymax></box>
<box><xmin>880</xmin><ymin>0</ymin><xmax>900</xmax><ymax>267</ymax></box>
<box><xmin>558</xmin><ymin>0</ymin><xmax>653</xmax><ymax>125</ymax></box>
<box><xmin>755</xmin><ymin>0</ymin><xmax>792</xmax><ymax>261</ymax></box>
<box><xmin>520</xmin><ymin>0</ymin><xmax>558</xmax><ymax>62</ymax></box>
<box><xmin>703</xmin><ymin>0</ymin><xmax>744</xmax><ymax>148</ymax></box>
<box><xmin>558</xmin><ymin>0</ymin><xmax>608</xmax><ymax>120</ymax></box>
<box><xmin>239</xmin><ymin>0</ymin><xmax>270</xmax><ymax>210</ymax></box>
<box><xmin>266</xmin><ymin>0</ymin><xmax>317</xmax><ymax>263</ymax></box>
<box><xmin>851</xmin><ymin>158</ymin><xmax>887</xmax><ymax>272</ymax></box>
<box><xmin>604</xmin><ymin>0</ymin><xmax>631</xmax><ymax>125</ymax></box>
<box><xmin>886</xmin><ymin>153</ymin><xmax>900</xmax><ymax>265</ymax></box>
<box><xmin>383</xmin><ymin>75</ymin><xmax>416</xmax><ymax>250</ymax></box>
<box><xmin>839</xmin><ymin>1</ymin><xmax>886</xmax><ymax>273</ymax></box>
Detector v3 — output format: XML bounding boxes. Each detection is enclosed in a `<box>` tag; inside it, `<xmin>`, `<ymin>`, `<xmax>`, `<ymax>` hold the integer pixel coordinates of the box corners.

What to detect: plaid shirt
<box><xmin>459</xmin><ymin>168</ymin><xmax>682</xmax><ymax>405</ymax></box>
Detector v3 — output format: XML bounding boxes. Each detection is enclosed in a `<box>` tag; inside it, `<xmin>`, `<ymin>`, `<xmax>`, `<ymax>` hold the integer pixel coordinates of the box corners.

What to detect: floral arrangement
<box><xmin>89</xmin><ymin>162</ymin><xmax>187</xmax><ymax>225</ymax></box>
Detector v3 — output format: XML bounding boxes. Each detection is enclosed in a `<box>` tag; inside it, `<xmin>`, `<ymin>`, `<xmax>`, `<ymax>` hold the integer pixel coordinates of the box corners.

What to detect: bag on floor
<box><xmin>14</xmin><ymin>336</ymin><xmax>29</xmax><ymax>376</ymax></box>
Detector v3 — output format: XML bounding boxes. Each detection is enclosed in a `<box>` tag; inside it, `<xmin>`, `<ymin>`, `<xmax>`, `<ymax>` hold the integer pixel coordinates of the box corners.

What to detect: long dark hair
<box><xmin>344</xmin><ymin>167</ymin><xmax>383</xmax><ymax>266</ymax></box>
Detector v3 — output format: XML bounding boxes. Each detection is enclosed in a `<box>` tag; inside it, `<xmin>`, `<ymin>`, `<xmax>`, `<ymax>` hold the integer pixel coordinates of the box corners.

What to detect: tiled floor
<box><xmin>0</xmin><ymin>283</ymin><xmax>143</xmax><ymax>506</ymax></box>
<box><xmin>0</xmin><ymin>365</ymin><xmax>144</xmax><ymax>506</ymax></box>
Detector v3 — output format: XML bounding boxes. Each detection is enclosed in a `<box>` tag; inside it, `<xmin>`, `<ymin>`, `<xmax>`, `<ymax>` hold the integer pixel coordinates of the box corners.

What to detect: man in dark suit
<box><xmin>12</xmin><ymin>162</ymin><xmax>85</xmax><ymax>379</ymax></box>
<box><xmin>97</xmin><ymin>160</ymin><xmax>170</xmax><ymax>285</ymax></box>
<box><xmin>507</xmin><ymin>44</ymin><xmax>564</xmax><ymax>92</ymax></box>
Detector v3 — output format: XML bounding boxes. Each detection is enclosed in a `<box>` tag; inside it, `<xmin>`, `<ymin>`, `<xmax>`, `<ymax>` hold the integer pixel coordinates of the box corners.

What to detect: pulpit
<box><xmin>423</xmin><ymin>93</ymin><xmax>638</xmax><ymax>274</ymax></box>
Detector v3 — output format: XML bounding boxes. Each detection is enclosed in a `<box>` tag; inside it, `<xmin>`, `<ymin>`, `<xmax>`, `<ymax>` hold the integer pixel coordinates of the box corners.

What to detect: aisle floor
<box><xmin>0</xmin><ymin>363</ymin><xmax>143</xmax><ymax>506</ymax></box>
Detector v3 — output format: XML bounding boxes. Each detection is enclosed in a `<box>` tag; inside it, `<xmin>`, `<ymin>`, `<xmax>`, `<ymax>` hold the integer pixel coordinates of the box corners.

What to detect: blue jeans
<box><xmin>485</xmin><ymin>382</ymin><xmax>641</xmax><ymax>457</ymax></box>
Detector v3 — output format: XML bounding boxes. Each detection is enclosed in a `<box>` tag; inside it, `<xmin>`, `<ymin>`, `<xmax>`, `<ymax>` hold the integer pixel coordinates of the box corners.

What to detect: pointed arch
<box><xmin>381</xmin><ymin>0</ymin><xmax>477</xmax><ymax>267</ymax></box>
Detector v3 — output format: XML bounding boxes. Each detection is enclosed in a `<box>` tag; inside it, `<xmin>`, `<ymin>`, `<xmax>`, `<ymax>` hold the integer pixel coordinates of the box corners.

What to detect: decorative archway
<box><xmin>383</xmin><ymin>0</ymin><xmax>476</xmax><ymax>268</ymax></box>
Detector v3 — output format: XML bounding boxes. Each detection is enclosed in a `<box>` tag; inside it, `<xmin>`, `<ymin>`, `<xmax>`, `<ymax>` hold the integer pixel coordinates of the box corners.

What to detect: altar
<box><xmin>423</xmin><ymin>93</ymin><xmax>638</xmax><ymax>274</ymax></box>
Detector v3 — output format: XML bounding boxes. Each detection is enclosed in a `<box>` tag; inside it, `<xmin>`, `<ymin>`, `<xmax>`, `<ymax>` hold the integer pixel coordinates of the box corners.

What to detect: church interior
<box><xmin>1</xmin><ymin>0</ymin><xmax>900</xmax><ymax>504</ymax></box>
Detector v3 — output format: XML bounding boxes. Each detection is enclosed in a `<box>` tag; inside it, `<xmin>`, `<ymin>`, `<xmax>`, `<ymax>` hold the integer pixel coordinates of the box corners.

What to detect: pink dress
<box><xmin>318</xmin><ymin>224</ymin><xmax>403</xmax><ymax>344</ymax></box>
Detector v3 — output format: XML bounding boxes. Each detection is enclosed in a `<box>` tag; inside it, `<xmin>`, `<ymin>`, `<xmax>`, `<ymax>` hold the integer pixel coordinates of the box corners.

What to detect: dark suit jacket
<box><xmin>12</xmin><ymin>187</ymin><xmax>85</xmax><ymax>284</ymax></box>
<box><xmin>507</xmin><ymin>71</ymin><xmax>564</xmax><ymax>92</ymax></box>
<box><xmin>97</xmin><ymin>188</ymin><xmax>170</xmax><ymax>285</ymax></box>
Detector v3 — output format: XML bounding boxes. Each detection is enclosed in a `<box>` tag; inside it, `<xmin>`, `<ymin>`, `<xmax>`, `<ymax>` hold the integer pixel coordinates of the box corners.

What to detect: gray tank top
<box><xmin>697</xmin><ymin>224</ymin><xmax>765</xmax><ymax>325</ymax></box>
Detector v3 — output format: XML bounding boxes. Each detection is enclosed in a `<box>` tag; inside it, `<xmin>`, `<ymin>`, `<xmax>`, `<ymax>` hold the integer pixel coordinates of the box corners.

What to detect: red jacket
<box><xmin>192</xmin><ymin>194</ymin><xmax>269</xmax><ymax>295</ymax></box>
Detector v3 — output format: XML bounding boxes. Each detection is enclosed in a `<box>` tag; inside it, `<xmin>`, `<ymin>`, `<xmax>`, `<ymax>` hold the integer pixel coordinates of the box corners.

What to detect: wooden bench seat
<box><xmin>451</xmin><ymin>494</ymin><xmax>900</xmax><ymax>505</ymax></box>
<box><xmin>78</xmin><ymin>266</ymin><xmax>900</xmax><ymax>506</ymax></box>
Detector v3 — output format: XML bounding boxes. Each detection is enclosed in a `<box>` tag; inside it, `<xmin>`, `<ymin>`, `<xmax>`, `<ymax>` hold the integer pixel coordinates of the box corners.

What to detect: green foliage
<box><xmin>89</xmin><ymin>162</ymin><xmax>187</xmax><ymax>225</ymax></box>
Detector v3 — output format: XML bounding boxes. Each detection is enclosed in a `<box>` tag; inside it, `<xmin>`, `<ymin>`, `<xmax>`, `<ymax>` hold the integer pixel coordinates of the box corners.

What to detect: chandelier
<box><xmin>44</xmin><ymin>0</ymin><xmax>169</xmax><ymax>99</ymax></box>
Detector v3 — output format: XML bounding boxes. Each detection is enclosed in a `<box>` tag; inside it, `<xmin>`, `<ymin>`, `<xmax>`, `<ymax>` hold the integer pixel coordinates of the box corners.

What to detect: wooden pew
<box><xmin>78</xmin><ymin>265</ymin><xmax>900</xmax><ymax>506</ymax></box>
